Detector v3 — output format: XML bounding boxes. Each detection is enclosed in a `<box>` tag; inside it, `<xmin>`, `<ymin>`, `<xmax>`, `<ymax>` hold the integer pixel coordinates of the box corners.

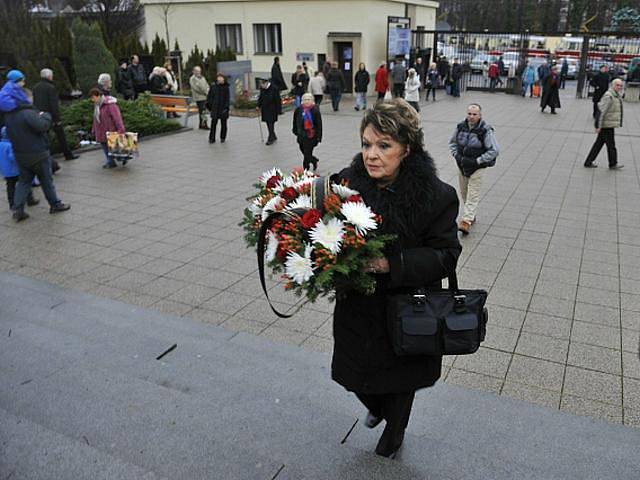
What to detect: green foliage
<box><xmin>234</xmin><ymin>92</ymin><xmax>257</xmax><ymax>109</ymax></box>
<box><xmin>51</xmin><ymin>58</ymin><xmax>73</xmax><ymax>96</ymax></box>
<box><xmin>184</xmin><ymin>43</ymin><xmax>206</xmax><ymax>85</ymax></box>
<box><xmin>60</xmin><ymin>94</ymin><xmax>182</xmax><ymax>142</ymax></box>
<box><xmin>71</xmin><ymin>19</ymin><xmax>118</xmax><ymax>94</ymax></box>
<box><xmin>17</xmin><ymin>61</ymin><xmax>40</xmax><ymax>89</ymax></box>
<box><xmin>610</xmin><ymin>7</ymin><xmax>640</xmax><ymax>32</ymax></box>
<box><xmin>151</xmin><ymin>33</ymin><xmax>168</xmax><ymax>67</ymax></box>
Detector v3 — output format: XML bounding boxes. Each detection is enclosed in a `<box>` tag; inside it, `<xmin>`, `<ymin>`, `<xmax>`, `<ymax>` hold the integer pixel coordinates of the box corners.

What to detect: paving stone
<box><xmin>116</xmin><ymin>291</ymin><xmax>163</xmax><ymax>308</ymax></box>
<box><xmin>534</xmin><ymin>280</ymin><xmax>577</xmax><ymax>301</ymax></box>
<box><xmin>136</xmin><ymin>276</ymin><xmax>190</xmax><ymax>298</ymax></box>
<box><xmin>515</xmin><ymin>332</ymin><xmax>569</xmax><ymax>363</ymax></box>
<box><xmin>501</xmin><ymin>381</ymin><xmax>561</xmax><ymax>409</ymax></box>
<box><xmin>259</xmin><ymin>325</ymin><xmax>310</xmax><ymax>346</ymax></box>
<box><xmin>563</xmin><ymin>366</ymin><xmax>622</xmax><ymax>405</ymax></box>
<box><xmin>149</xmin><ymin>299</ymin><xmax>193</xmax><ymax>316</ymax></box>
<box><xmin>522</xmin><ymin>312</ymin><xmax>572</xmax><ymax>340</ymax></box>
<box><xmin>506</xmin><ymin>355</ymin><xmax>565</xmax><ymax>391</ymax></box>
<box><xmin>184</xmin><ymin>308</ymin><xmax>229</xmax><ymax>326</ymax></box>
<box><xmin>621</xmin><ymin>329</ymin><xmax>639</xmax><ymax>354</ymax></box>
<box><xmin>107</xmin><ymin>271</ymin><xmax>158</xmax><ymax>291</ymax></box>
<box><xmin>576</xmin><ymin>286</ymin><xmax>620</xmax><ymax>309</ymax></box>
<box><xmin>300</xmin><ymin>335</ymin><xmax>333</xmax><ymax>354</ymax></box>
<box><xmin>483</xmin><ymin>325</ymin><xmax>520</xmax><ymax>352</ymax></box>
<box><xmin>201</xmin><ymin>290</ymin><xmax>255</xmax><ymax>315</ymax></box>
<box><xmin>567</xmin><ymin>343</ymin><xmax>622</xmax><ymax>375</ymax></box>
<box><xmin>487</xmin><ymin>288</ymin><xmax>532</xmax><ymax>311</ymax></box>
<box><xmin>529</xmin><ymin>294</ymin><xmax>573</xmax><ymax>319</ymax></box>
<box><xmin>137</xmin><ymin>258</ymin><xmax>185</xmax><ymax>276</ymax></box>
<box><xmin>623</xmin><ymin>377</ymin><xmax>640</xmax><ymax>411</ymax></box>
<box><xmin>574</xmin><ymin>302</ymin><xmax>621</xmax><ymax>328</ymax></box>
<box><xmin>219</xmin><ymin>316</ymin><xmax>269</xmax><ymax>336</ymax></box>
<box><xmin>621</xmin><ymin>293</ymin><xmax>640</xmax><ymax>313</ymax></box>
<box><xmin>579</xmin><ymin>272</ymin><xmax>619</xmax><ymax>293</ymax></box>
<box><xmin>166</xmin><ymin>285</ymin><xmax>221</xmax><ymax>307</ymax></box>
<box><xmin>444</xmin><ymin>368</ymin><xmax>503</xmax><ymax>395</ymax></box>
<box><xmin>453</xmin><ymin>347</ymin><xmax>512</xmax><ymax>379</ymax></box>
<box><xmin>560</xmin><ymin>394</ymin><xmax>623</xmax><ymax>424</ymax></box>
<box><xmin>570</xmin><ymin>320</ymin><xmax>621</xmax><ymax>350</ymax></box>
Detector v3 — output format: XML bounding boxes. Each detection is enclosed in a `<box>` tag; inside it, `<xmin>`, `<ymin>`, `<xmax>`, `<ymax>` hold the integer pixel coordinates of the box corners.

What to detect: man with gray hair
<box><xmin>33</xmin><ymin>68</ymin><xmax>78</xmax><ymax>162</ymax></box>
<box><xmin>584</xmin><ymin>77</ymin><xmax>624</xmax><ymax>170</ymax></box>
<box><xmin>448</xmin><ymin>103</ymin><xmax>499</xmax><ymax>235</ymax></box>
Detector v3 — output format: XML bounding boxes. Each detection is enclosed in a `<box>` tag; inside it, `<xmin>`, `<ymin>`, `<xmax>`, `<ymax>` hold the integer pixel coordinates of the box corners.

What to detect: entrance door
<box><xmin>336</xmin><ymin>42</ymin><xmax>353</xmax><ymax>93</ymax></box>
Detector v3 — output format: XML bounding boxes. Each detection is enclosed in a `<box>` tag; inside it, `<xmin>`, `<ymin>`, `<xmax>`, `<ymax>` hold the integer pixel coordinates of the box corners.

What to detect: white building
<box><xmin>141</xmin><ymin>0</ymin><xmax>438</xmax><ymax>92</ymax></box>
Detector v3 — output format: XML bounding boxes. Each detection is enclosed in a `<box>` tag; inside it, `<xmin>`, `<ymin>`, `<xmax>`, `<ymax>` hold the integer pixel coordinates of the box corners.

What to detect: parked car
<box><xmin>470</xmin><ymin>53</ymin><xmax>497</xmax><ymax>73</ymax></box>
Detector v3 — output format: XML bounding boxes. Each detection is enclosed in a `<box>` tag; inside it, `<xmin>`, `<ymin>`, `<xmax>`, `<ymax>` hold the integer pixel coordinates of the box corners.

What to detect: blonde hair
<box><xmin>360</xmin><ymin>99</ymin><xmax>423</xmax><ymax>153</ymax></box>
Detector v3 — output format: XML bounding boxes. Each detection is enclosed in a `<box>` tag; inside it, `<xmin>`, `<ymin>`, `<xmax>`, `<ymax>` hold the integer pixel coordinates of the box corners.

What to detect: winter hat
<box><xmin>6</xmin><ymin>70</ymin><xmax>25</xmax><ymax>83</ymax></box>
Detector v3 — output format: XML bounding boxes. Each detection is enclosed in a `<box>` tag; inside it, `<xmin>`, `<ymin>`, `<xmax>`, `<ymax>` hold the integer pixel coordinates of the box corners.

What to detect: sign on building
<box><xmin>387</xmin><ymin>16</ymin><xmax>411</xmax><ymax>62</ymax></box>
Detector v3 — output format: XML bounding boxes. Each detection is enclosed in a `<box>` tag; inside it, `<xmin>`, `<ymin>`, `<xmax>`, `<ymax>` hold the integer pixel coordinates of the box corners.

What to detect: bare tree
<box><xmin>158</xmin><ymin>1</ymin><xmax>173</xmax><ymax>51</ymax></box>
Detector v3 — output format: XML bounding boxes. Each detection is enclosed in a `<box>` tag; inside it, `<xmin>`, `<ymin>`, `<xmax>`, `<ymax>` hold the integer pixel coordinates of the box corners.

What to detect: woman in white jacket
<box><xmin>404</xmin><ymin>68</ymin><xmax>421</xmax><ymax>112</ymax></box>
<box><xmin>308</xmin><ymin>71</ymin><xmax>326</xmax><ymax>106</ymax></box>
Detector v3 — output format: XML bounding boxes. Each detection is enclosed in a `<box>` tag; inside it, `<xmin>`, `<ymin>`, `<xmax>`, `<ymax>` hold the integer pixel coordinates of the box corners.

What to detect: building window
<box><xmin>216</xmin><ymin>24</ymin><xmax>243</xmax><ymax>54</ymax></box>
<box><xmin>253</xmin><ymin>24</ymin><xmax>282</xmax><ymax>54</ymax></box>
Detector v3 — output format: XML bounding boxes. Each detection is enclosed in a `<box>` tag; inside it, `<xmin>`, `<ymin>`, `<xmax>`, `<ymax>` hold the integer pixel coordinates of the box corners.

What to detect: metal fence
<box><xmin>411</xmin><ymin>30</ymin><xmax>640</xmax><ymax>97</ymax></box>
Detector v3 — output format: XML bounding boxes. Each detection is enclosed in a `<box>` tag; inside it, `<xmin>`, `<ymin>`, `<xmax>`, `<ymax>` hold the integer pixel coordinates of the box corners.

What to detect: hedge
<box><xmin>50</xmin><ymin>94</ymin><xmax>182</xmax><ymax>154</ymax></box>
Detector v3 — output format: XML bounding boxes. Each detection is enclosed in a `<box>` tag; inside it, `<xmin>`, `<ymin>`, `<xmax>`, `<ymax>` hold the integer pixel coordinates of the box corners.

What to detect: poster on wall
<box><xmin>387</xmin><ymin>16</ymin><xmax>411</xmax><ymax>62</ymax></box>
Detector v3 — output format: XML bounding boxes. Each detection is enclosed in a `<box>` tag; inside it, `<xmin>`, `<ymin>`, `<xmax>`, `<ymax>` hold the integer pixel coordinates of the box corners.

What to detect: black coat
<box><xmin>4</xmin><ymin>104</ymin><xmax>52</xmax><ymax>167</ymax></box>
<box><xmin>590</xmin><ymin>72</ymin><xmax>611</xmax><ymax>103</ymax></box>
<box><xmin>150</xmin><ymin>74</ymin><xmax>169</xmax><ymax>94</ymax></box>
<box><xmin>451</xmin><ymin>63</ymin><xmax>463</xmax><ymax>81</ymax></box>
<box><xmin>206</xmin><ymin>82</ymin><xmax>230</xmax><ymax>119</ymax></box>
<box><xmin>32</xmin><ymin>79</ymin><xmax>61</xmax><ymax>123</ymax></box>
<box><xmin>414</xmin><ymin>61</ymin><xmax>426</xmax><ymax>84</ymax></box>
<box><xmin>326</xmin><ymin>68</ymin><xmax>345</xmax><ymax>94</ymax></box>
<box><xmin>116</xmin><ymin>67</ymin><xmax>134</xmax><ymax>97</ymax></box>
<box><xmin>257</xmin><ymin>83</ymin><xmax>282</xmax><ymax>123</ymax></box>
<box><xmin>129</xmin><ymin>63</ymin><xmax>146</xmax><ymax>87</ymax></box>
<box><xmin>271</xmin><ymin>62</ymin><xmax>287</xmax><ymax>91</ymax></box>
<box><xmin>291</xmin><ymin>72</ymin><xmax>309</xmax><ymax>97</ymax></box>
<box><xmin>354</xmin><ymin>70</ymin><xmax>370</xmax><ymax>93</ymax></box>
<box><xmin>541</xmin><ymin>72</ymin><xmax>561</xmax><ymax>109</ymax></box>
<box><xmin>331</xmin><ymin>153</ymin><xmax>461</xmax><ymax>394</ymax></box>
<box><xmin>292</xmin><ymin>105</ymin><xmax>322</xmax><ymax>143</ymax></box>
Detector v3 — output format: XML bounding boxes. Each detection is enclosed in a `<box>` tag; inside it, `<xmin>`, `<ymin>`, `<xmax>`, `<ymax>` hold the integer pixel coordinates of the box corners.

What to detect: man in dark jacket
<box><xmin>128</xmin><ymin>54</ymin><xmax>147</xmax><ymax>98</ymax></box>
<box><xmin>206</xmin><ymin>74</ymin><xmax>230</xmax><ymax>143</ymax></box>
<box><xmin>257</xmin><ymin>78</ymin><xmax>282</xmax><ymax>145</ymax></box>
<box><xmin>326</xmin><ymin>62</ymin><xmax>346</xmax><ymax>111</ymax></box>
<box><xmin>116</xmin><ymin>61</ymin><xmax>135</xmax><ymax>100</ymax></box>
<box><xmin>270</xmin><ymin>57</ymin><xmax>287</xmax><ymax>92</ymax></box>
<box><xmin>33</xmin><ymin>68</ymin><xmax>78</xmax><ymax>162</ymax></box>
<box><xmin>4</xmin><ymin>88</ymin><xmax>70</xmax><ymax>222</ymax></box>
<box><xmin>450</xmin><ymin>58</ymin><xmax>463</xmax><ymax>97</ymax></box>
<box><xmin>448</xmin><ymin>103</ymin><xmax>499</xmax><ymax>234</ymax></box>
<box><xmin>590</xmin><ymin>65</ymin><xmax>611</xmax><ymax>118</ymax></box>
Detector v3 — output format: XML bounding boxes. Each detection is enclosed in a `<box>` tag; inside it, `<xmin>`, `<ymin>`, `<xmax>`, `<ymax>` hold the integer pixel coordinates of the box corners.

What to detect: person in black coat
<box><xmin>128</xmin><ymin>54</ymin><xmax>147</xmax><ymax>98</ymax></box>
<box><xmin>206</xmin><ymin>74</ymin><xmax>230</xmax><ymax>143</ymax></box>
<box><xmin>450</xmin><ymin>59</ymin><xmax>463</xmax><ymax>97</ymax></box>
<box><xmin>149</xmin><ymin>67</ymin><xmax>170</xmax><ymax>94</ymax></box>
<box><xmin>116</xmin><ymin>61</ymin><xmax>135</xmax><ymax>100</ymax></box>
<box><xmin>257</xmin><ymin>78</ymin><xmax>282</xmax><ymax>145</ymax></box>
<box><xmin>331</xmin><ymin>99</ymin><xmax>461</xmax><ymax>458</ymax></box>
<box><xmin>590</xmin><ymin>65</ymin><xmax>611</xmax><ymax>118</ymax></box>
<box><xmin>326</xmin><ymin>62</ymin><xmax>346</xmax><ymax>112</ymax></box>
<box><xmin>354</xmin><ymin>63</ymin><xmax>370</xmax><ymax>111</ymax></box>
<box><xmin>33</xmin><ymin>68</ymin><xmax>78</xmax><ymax>161</ymax></box>
<box><xmin>540</xmin><ymin>66</ymin><xmax>561</xmax><ymax>114</ymax></box>
<box><xmin>270</xmin><ymin>56</ymin><xmax>287</xmax><ymax>92</ymax></box>
<box><xmin>292</xmin><ymin>93</ymin><xmax>322</xmax><ymax>171</ymax></box>
<box><xmin>290</xmin><ymin>65</ymin><xmax>309</xmax><ymax>107</ymax></box>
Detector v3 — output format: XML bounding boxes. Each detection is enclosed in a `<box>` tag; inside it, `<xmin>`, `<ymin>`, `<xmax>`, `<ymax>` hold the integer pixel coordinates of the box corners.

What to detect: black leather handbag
<box><xmin>387</xmin><ymin>270</ymin><xmax>488</xmax><ymax>356</ymax></box>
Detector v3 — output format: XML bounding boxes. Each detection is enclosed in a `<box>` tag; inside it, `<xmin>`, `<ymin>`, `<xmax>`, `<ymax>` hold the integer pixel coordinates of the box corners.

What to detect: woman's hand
<box><xmin>363</xmin><ymin>257</ymin><xmax>390</xmax><ymax>274</ymax></box>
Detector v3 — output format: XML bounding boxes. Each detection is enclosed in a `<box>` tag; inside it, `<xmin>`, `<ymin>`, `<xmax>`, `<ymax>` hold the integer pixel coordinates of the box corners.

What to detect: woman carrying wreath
<box><xmin>330</xmin><ymin>99</ymin><xmax>461</xmax><ymax>458</ymax></box>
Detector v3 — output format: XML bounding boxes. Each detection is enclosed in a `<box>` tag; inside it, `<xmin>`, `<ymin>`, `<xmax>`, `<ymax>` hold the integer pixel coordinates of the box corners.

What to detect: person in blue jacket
<box><xmin>0</xmin><ymin>126</ymin><xmax>39</xmax><ymax>210</ymax></box>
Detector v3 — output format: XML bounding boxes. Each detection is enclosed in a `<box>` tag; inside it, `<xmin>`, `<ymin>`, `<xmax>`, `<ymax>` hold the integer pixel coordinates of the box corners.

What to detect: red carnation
<box><xmin>300</xmin><ymin>209</ymin><xmax>322</xmax><ymax>229</ymax></box>
<box><xmin>266</xmin><ymin>176</ymin><xmax>279</xmax><ymax>189</ymax></box>
<box><xmin>281</xmin><ymin>187</ymin><xmax>298</xmax><ymax>201</ymax></box>
<box><xmin>346</xmin><ymin>194</ymin><xmax>362</xmax><ymax>203</ymax></box>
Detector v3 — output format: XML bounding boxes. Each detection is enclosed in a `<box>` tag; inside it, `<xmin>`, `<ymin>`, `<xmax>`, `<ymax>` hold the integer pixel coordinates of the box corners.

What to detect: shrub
<box><xmin>72</xmin><ymin>19</ymin><xmax>118</xmax><ymax>94</ymax></box>
<box><xmin>52</xmin><ymin>94</ymin><xmax>181</xmax><ymax>154</ymax></box>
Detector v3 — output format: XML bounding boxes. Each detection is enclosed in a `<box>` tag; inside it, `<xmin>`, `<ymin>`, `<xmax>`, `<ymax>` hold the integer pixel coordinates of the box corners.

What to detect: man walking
<box><xmin>584</xmin><ymin>78</ymin><xmax>624</xmax><ymax>170</ymax></box>
<box><xmin>128</xmin><ymin>54</ymin><xmax>147</xmax><ymax>99</ymax></box>
<box><xmin>257</xmin><ymin>78</ymin><xmax>281</xmax><ymax>145</ymax></box>
<box><xmin>189</xmin><ymin>66</ymin><xmax>210</xmax><ymax>130</ymax></box>
<box><xmin>560</xmin><ymin>58</ymin><xmax>569</xmax><ymax>89</ymax></box>
<box><xmin>450</xmin><ymin>58</ymin><xmax>463</xmax><ymax>97</ymax></box>
<box><xmin>448</xmin><ymin>104</ymin><xmax>499</xmax><ymax>235</ymax></box>
<box><xmin>391</xmin><ymin>60</ymin><xmax>406</xmax><ymax>98</ymax></box>
<box><xmin>33</xmin><ymin>68</ymin><xmax>79</xmax><ymax>161</ymax></box>
<box><xmin>4</xmin><ymin>86</ymin><xmax>70</xmax><ymax>222</ymax></box>
<box><xmin>590</xmin><ymin>64</ymin><xmax>611</xmax><ymax>119</ymax></box>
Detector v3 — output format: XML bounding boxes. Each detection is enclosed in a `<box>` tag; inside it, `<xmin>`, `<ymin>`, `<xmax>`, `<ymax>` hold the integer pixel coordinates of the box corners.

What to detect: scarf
<box><xmin>94</xmin><ymin>95</ymin><xmax>105</xmax><ymax>124</ymax></box>
<box><xmin>302</xmin><ymin>106</ymin><xmax>315</xmax><ymax>139</ymax></box>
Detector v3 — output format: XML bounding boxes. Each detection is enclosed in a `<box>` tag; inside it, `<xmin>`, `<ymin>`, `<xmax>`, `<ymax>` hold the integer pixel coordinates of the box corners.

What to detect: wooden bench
<box><xmin>150</xmin><ymin>95</ymin><xmax>199</xmax><ymax>128</ymax></box>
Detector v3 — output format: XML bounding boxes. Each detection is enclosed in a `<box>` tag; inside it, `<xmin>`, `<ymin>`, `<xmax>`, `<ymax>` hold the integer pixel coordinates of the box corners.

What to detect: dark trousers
<box><xmin>330</xmin><ymin>92</ymin><xmax>342</xmax><ymax>111</ymax></box>
<box><xmin>392</xmin><ymin>83</ymin><xmax>404</xmax><ymax>98</ymax></box>
<box><xmin>560</xmin><ymin>74</ymin><xmax>567</xmax><ymax>89</ymax></box>
<box><xmin>298</xmin><ymin>137</ymin><xmax>317</xmax><ymax>170</ymax></box>
<box><xmin>593</xmin><ymin>99</ymin><xmax>601</xmax><ymax>118</ymax></box>
<box><xmin>355</xmin><ymin>391</ymin><xmax>415</xmax><ymax>455</ymax></box>
<box><xmin>5</xmin><ymin>176</ymin><xmax>37</xmax><ymax>209</ymax></box>
<box><xmin>266</xmin><ymin>121</ymin><xmax>276</xmax><ymax>141</ymax></box>
<box><xmin>196</xmin><ymin>101</ymin><xmax>208</xmax><ymax>127</ymax></box>
<box><xmin>313</xmin><ymin>94</ymin><xmax>323</xmax><ymax>106</ymax></box>
<box><xmin>425</xmin><ymin>86</ymin><xmax>436</xmax><ymax>100</ymax></box>
<box><xmin>14</xmin><ymin>157</ymin><xmax>60</xmax><ymax>212</ymax></box>
<box><xmin>210</xmin><ymin>117</ymin><xmax>228</xmax><ymax>141</ymax></box>
<box><xmin>53</xmin><ymin>123</ymin><xmax>73</xmax><ymax>159</ymax></box>
<box><xmin>450</xmin><ymin>79</ymin><xmax>460</xmax><ymax>97</ymax></box>
<box><xmin>377</xmin><ymin>91</ymin><xmax>385</xmax><ymax>101</ymax></box>
<box><xmin>585</xmin><ymin>128</ymin><xmax>617</xmax><ymax>167</ymax></box>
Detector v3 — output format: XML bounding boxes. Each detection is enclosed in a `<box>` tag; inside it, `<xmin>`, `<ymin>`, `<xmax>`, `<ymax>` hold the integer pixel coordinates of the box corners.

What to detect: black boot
<box><xmin>26</xmin><ymin>193</ymin><xmax>40</xmax><ymax>206</ymax></box>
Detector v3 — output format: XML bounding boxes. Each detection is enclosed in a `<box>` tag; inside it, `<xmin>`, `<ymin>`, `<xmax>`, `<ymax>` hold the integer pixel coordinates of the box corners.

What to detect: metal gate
<box><xmin>411</xmin><ymin>30</ymin><xmax>640</xmax><ymax>98</ymax></box>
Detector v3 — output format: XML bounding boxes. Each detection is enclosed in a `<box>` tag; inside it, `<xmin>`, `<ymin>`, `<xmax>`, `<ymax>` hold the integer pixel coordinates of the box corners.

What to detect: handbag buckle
<box><xmin>454</xmin><ymin>294</ymin><xmax>467</xmax><ymax>313</ymax></box>
<box><xmin>412</xmin><ymin>293</ymin><xmax>427</xmax><ymax>312</ymax></box>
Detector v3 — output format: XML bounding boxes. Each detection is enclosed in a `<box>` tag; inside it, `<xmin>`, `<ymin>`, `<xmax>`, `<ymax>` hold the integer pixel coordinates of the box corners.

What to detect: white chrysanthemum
<box><xmin>285</xmin><ymin>194</ymin><xmax>312</xmax><ymax>211</ymax></box>
<box><xmin>341</xmin><ymin>201</ymin><xmax>378</xmax><ymax>236</ymax></box>
<box><xmin>273</xmin><ymin>175</ymin><xmax>295</xmax><ymax>193</ymax></box>
<box><xmin>259</xmin><ymin>168</ymin><xmax>282</xmax><ymax>185</ymax></box>
<box><xmin>331</xmin><ymin>183</ymin><xmax>360</xmax><ymax>199</ymax></box>
<box><xmin>265</xmin><ymin>230</ymin><xmax>278</xmax><ymax>263</ymax></box>
<box><xmin>249</xmin><ymin>197</ymin><xmax>263</xmax><ymax>217</ymax></box>
<box><xmin>309</xmin><ymin>218</ymin><xmax>345</xmax><ymax>254</ymax></box>
<box><xmin>293</xmin><ymin>177</ymin><xmax>314</xmax><ymax>190</ymax></box>
<box><xmin>262</xmin><ymin>195</ymin><xmax>284</xmax><ymax>220</ymax></box>
<box><xmin>285</xmin><ymin>245</ymin><xmax>314</xmax><ymax>284</ymax></box>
